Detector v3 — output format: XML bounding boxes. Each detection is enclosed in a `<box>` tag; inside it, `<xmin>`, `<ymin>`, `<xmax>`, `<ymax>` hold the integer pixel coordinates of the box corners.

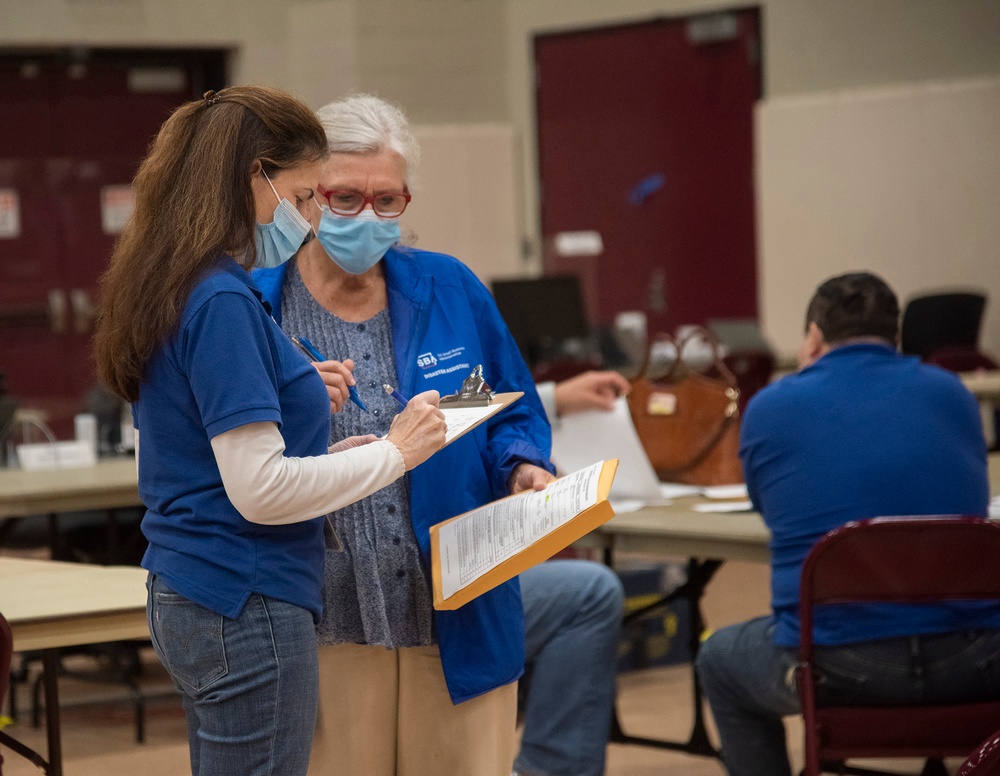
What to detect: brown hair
<box><xmin>94</xmin><ymin>86</ymin><xmax>328</xmax><ymax>400</ymax></box>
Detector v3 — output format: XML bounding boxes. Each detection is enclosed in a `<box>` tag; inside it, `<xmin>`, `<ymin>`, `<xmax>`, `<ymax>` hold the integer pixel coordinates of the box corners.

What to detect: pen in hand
<box><xmin>290</xmin><ymin>336</ymin><xmax>369</xmax><ymax>412</ymax></box>
<box><xmin>382</xmin><ymin>383</ymin><xmax>409</xmax><ymax>410</ymax></box>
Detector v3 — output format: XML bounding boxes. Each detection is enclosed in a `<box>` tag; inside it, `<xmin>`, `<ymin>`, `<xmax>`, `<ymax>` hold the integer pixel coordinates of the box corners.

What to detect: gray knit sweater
<box><xmin>280</xmin><ymin>261</ymin><xmax>434</xmax><ymax>648</ymax></box>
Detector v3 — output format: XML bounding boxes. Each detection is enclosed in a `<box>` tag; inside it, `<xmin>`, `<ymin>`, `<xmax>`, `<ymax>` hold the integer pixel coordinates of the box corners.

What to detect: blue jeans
<box><xmin>696</xmin><ymin>616</ymin><xmax>1000</xmax><ymax>776</ymax></box>
<box><xmin>147</xmin><ymin>574</ymin><xmax>319</xmax><ymax>776</ymax></box>
<box><xmin>514</xmin><ymin>560</ymin><xmax>625</xmax><ymax>776</ymax></box>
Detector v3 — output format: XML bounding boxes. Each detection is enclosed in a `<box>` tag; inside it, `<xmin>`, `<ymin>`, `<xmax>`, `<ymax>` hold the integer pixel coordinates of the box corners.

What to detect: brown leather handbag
<box><xmin>626</xmin><ymin>327</ymin><xmax>743</xmax><ymax>486</ymax></box>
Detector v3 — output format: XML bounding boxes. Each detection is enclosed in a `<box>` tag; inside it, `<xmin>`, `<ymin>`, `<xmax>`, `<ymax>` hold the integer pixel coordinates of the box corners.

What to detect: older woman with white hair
<box><xmin>253</xmin><ymin>94</ymin><xmax>558</xmax><ymax>776</ymax></box>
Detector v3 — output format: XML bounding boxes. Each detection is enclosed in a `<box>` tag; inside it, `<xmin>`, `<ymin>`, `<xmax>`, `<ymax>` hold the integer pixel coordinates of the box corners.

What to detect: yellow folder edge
<box><xmin>430</xmin><ymin>458</ymin><xmax>619</xmax><ymax>611</ymax></box>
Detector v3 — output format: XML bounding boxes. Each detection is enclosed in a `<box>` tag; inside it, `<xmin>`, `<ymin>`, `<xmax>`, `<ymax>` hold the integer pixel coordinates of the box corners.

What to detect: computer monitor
<box><xmin>491</xmin><ymin>275</ymin><xmax>591</xmax><ymax>364</ymax></box>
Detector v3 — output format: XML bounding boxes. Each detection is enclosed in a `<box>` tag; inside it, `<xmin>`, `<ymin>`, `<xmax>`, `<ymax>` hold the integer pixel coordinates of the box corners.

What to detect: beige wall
<box><xmin>405</xmin><ymin>123</ymin><xmax>527</xmax><ymax>283</ymax></box>
<box><xmin>0</xmin><ymin>0</ymin><xmax>507</xmax><ymax>121</ymax></box>
<box><xmin>757</xmin><ymin>76</ymin><xmax>1000</xmax><ymax>359</ymax></box>
<box><xmin>3</xmin><ymin>0</ymin><xmax>1000</xmax><ymax>355</ymax></box>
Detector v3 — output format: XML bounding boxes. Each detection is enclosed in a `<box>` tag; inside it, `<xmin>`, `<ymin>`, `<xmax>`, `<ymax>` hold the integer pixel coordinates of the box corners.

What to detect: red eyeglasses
<box><xmin>316</xmin><ymin>186</ymin><xmax>411</xmax><ymax>218</ymax></box>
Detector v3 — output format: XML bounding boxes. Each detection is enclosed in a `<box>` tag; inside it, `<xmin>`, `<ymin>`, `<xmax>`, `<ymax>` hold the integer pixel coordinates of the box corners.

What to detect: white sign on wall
<box><xmin>553</xmin><ymin>230</ymin><xmax>604</xmax><ymax>257</ymax></box>
<box><xmin>100</xmin><ymin>185</ymin><xmax>135</xmax><ymax>235</ymax></box>
<box><xmin>0</xmin><ymin>189</ymin><xmax>21</xmax><ymax>239</ymax></box>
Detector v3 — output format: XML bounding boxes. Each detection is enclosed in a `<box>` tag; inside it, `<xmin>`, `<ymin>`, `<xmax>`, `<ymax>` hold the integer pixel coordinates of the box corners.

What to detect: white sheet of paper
<box><xmin>441</xmin><ymin>404</ymin><xmax>504</xmax><ymax>444</ymax></box>
<box><xmin>551</xmin><ymin>397</ymin><xmax>664</xmax><ymax>504</ymax></box>
<box><xmin>703</xmin><ymin>484</ymin><xmax>749</xmax><ymax>500</ymax></box>
<box><xmin>692</xmin><ymin>500</ymin><xmax>754</xmax><ymax>513</ymax></box>
<box><xmin>437</xmin><ymin>461</ymin><xmax>604</xmax><ymax>599</ymax></box>
<box><xmin>609</xmin><ymin>499</ymin><xmax>649</xmax><ymax>514</ymax></box>
<box><xmin>659</xmin><ymin>482</ymin><xmax>704</xmax><ymax>499</ymax></box>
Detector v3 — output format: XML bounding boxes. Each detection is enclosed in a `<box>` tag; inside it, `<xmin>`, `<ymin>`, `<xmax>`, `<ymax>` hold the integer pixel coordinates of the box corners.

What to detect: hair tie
<box><xmin>203</xmin><ymin>90</ymin><xmax>221</xmax><ymax>106</ymax></box>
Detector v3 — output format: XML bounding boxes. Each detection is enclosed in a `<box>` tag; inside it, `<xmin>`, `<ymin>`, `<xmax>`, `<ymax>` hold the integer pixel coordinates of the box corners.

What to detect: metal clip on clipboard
<box><xmin>439</xmin><ymin>365</ymin><xmax>494</xmax><ymax>407</ymax></box>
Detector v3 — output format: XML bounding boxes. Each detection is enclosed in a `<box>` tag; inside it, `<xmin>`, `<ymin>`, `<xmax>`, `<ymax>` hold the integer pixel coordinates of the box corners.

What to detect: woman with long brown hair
<box><xmin>93</xmin><ymin>85</ymin><xmax>445</xmax><ymax>776</ymax></box>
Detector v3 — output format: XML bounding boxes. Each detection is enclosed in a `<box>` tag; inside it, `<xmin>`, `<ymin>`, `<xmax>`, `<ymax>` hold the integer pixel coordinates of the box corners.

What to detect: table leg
<box><xmin>105</xmin><ymin>509</ymin><xmax>120</xmax><ymax>563</ymax></box>
<box><xmin>46</xmin><ymin>513</ymin><xmax>63</xmax><ymax>560</ymax></box>
<box><xmin>42</xmin><ymin>647</ymin><xmax>63</xmax><ymax>776</ymax></box>
<box><xmin>608</xmin><ymin>554</ymin><xmax>723</xmax><ymax>759</ymax></box>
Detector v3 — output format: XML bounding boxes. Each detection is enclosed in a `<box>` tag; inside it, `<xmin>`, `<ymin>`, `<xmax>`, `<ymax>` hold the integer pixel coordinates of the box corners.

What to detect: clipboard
<box><xmin>440</xmin><ymin>363</ymin><xmax>495</xmax><ymax>407</ymax></box>
<box><xmin>430</xmin><ymin>459</ymin><xmax>619</xmax><ymax>610</ymax></box>
<box><xmin>441</xmin><ymin>391</ymin><xmax>522</xmax><ymax>446</ymax></box>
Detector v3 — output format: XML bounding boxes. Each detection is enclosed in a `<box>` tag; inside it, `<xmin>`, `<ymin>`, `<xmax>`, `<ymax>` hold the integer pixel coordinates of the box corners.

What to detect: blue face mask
<box><xmin>316</xmin><ymin>207</ymin><xmax>401</xmax><ymax>275</ymax></box>
<box><xmin>254</xmin><ymin>172</ymin><xmax>312</xmax><ymax>269</ymax></box>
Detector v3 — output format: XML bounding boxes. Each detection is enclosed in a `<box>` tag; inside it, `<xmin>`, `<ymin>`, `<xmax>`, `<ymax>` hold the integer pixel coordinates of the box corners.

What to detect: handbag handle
<box><xmin>633</xmin><ymin>326</ymin><xmax>739</xmax><ymax>387</ymax></box>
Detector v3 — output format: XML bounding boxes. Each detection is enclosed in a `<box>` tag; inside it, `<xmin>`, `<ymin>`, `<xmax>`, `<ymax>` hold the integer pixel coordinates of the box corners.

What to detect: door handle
<box><xmin>70</xmin><ymin>288</ymin><xmax>95</xmax><ymax>334</ymax></box>
<box><xmin>48</xmin><ymin>289</ymin><xmax>68</xmax><ymax>334</ymax></box>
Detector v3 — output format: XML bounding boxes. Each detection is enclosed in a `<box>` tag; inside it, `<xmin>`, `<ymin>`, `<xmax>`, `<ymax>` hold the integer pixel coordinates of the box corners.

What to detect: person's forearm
<box><xmin>211</xmin><ymin>422</ymin><xmax>404</xmax><ymax>525</ymax></box>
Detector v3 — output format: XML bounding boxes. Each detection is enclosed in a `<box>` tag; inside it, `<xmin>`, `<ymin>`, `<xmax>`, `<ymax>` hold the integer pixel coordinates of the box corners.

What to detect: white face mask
<box><xmin>253</xmin><ymin>172</ymin><xmax>312</xmax><ymax>268</ymax></box>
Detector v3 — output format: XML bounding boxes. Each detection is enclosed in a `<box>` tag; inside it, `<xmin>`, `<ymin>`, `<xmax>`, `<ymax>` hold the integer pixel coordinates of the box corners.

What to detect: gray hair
<box><xmin>315</xmin><ymin>94</ymin><xmax>420</xmax><ymax>179</ymax></box>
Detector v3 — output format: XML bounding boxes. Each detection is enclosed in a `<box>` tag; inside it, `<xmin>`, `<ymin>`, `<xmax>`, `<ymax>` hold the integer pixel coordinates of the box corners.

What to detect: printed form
<box><xmin>437</xmin><ymin>461</ymin><xmax>604</xmax><ymax>599</ymax></box>
<box><xmin>441</xmin><ymin>404</ymin><xmax>502</xmax><ymax>444</ymax></box>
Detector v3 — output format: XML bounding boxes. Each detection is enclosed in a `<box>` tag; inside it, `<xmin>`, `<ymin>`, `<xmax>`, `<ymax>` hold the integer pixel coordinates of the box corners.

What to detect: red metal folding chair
<box><xmin>798</xmin><ymin>517</ymin><xmax>1000</xmax><ymax>776</ymax></box>
<box><xmin>956</xmin><ymin>726</ymin><xmax>1000</xmax><ymax>776</ymax></box>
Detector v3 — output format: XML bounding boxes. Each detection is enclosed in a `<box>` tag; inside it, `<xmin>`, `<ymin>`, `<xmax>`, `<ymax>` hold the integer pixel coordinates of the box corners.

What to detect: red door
<box><xmin>0</xmin><ymin>52</ymin><xmax>221</xmax><ymax>438</ymax></box>
<box><xmin>535</xmin><ymin>11</ymin><xmax>761</xmax><ymax>334</ymax></box>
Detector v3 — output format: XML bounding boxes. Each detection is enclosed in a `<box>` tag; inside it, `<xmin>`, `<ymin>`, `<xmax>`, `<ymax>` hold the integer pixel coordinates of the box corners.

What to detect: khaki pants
<box><xmin>307</xmin><ymin>643</ymin><xmax>517</xmax><ymax>776</ymax></box>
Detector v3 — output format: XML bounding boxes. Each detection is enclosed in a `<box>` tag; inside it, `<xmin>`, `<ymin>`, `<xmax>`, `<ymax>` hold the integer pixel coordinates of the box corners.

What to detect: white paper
<box><xmin>703</xmin><ymin>484</ymin><xmax>749</xmax><ymax>500</ymax></box>
<box><xmin>16</xmin><ymin>440</ymin><xmax>97</xmax><ymax>471</ymax></box>
<box><xmin>438</xmin><ymin>461</ymin><xmax>604</xmax><ymax>599</ymax></box>
<box><xmin>552</xmin><ymin>397</ymin><xmax>664</xmax><ymax>504</ymax></box>
<box><xmin>609</xmin><ymin>499</ymin><xmax>648</xmax><ymax>514</ymax></box>
<box><xmin>692</xmin><ymin>500</ymin><xmax>754</xmax><ymax>513</ymax></box>
<box><xmin>441</xmin><ymin>403</ymin><xmax>504</xmax><ymax>444</ymax></box>
<box><xmin>659</xmin><ymin>482</ymin><xmax>704</xmax><ymax>499</ymax></box>
<box><xmin>990</xmin><ymin>495</ymin><xmax>1000</xmax><ymax>519</ymax></box>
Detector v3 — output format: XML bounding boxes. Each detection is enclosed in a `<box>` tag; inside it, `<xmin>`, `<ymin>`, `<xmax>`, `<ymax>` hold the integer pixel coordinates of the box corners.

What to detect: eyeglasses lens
<box><xmin>327</xmin><ymin>192</ymin><xmax>365</xmax><ymax>216</ymax></box>
<box><xmin>372</xmin><ymin>194</ymin><xmax>407</xmax><ymax>217</ymax></box>
<box><xmin>325</xmin><ymin>191</ymin><xmax>408</xmax><ymax>217</ymax></box>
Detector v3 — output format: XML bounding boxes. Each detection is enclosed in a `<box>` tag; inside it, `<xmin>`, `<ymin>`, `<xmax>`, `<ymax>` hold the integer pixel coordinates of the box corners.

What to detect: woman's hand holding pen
<box><xmin>312</xmin><ymin>358</ymin><xmax>358</xmax><ymax>414</ymax></box>
<box><xmin>386</xmin><ymin>390</ymin><xmax>447</xmax><ymax>470</ymax></box>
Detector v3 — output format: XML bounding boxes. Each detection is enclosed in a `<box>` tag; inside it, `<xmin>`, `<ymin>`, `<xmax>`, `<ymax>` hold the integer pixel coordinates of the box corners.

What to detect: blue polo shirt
<box><xmin>741</xmin><ymin>342</ymin><xmax>997</xmax><ymax>647</ymax></box>
<box><xmin>135</xmin><ymin>256</ymin><xmax>330</xmax><ymax>621</ymax></box>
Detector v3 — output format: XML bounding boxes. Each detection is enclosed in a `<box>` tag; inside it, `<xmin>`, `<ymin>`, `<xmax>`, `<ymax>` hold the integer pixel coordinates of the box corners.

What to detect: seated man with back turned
<box><xmin>696</xmin><ymin>271</ymin><xmax>1000</xmax><ymax>776</ymax></box>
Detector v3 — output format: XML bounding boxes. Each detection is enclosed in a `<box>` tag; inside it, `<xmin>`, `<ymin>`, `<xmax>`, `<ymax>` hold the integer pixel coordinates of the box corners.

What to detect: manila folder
<box><xmin>430</xmin><ymin>459</ymin><xmax>618</xmax><ymax>610</ymax></box>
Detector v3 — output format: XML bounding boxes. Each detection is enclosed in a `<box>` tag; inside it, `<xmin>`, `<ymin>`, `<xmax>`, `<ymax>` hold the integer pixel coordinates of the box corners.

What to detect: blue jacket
<box><xmin>254</xmin><ymin>246</ymin><xmax>556</xmax><ymax>702</ymax></box>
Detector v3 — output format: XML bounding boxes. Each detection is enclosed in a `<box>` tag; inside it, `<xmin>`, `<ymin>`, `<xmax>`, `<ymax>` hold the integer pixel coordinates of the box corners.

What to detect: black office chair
<box><xmin>901</xmin><ymin>292</ymin><xmax>999</xmax><ymax>451</ymax></box>
<box><xmin>900</xmin><ymin>292</ymin><xmax>988</xmax><ymax>361</ymax></box>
